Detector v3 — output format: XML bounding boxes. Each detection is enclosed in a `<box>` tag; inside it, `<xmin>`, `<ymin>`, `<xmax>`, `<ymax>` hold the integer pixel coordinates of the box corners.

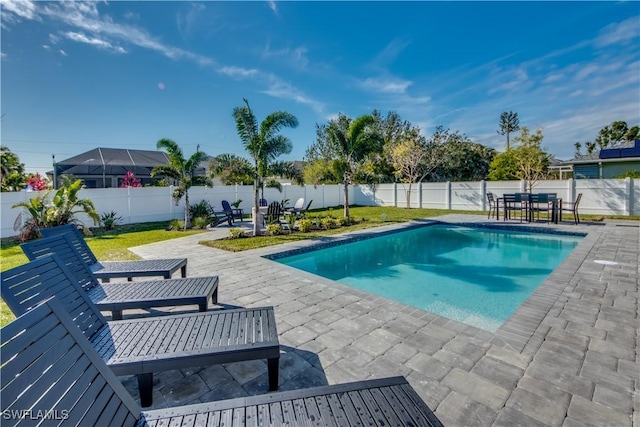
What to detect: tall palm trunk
<box><xmin>253</xmin><ymin>177</ymin><xmax>260</xmax><ymax>236</ymax></box>
<box><xmin>184</xmin><ymin>191</ymin><xmax>190</xmax><ymax>230</ymax></box>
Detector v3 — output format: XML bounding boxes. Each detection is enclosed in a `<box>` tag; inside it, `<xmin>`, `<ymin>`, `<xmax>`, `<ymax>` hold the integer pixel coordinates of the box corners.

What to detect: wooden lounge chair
<box><xmin>40</xmin><ymin>224</ymin><xmax>187</xmax><ymax>282</ymax></box>
<box><xmin>1</xmin><ymin>297</ymin><xmax>444</xmax><ymax>426</ymax></box>
<box><xmin>1</xmin><ymin>255</ymin><xmax>280</xmax><ymax>407</ymax></box>
<box><xmin>222</xmin><ymin>200</ymin><xmax>244</xmax><ymax>223</ymax></box>
<box><xmin>264</xmin><ymin>200</ymin><xmax>284</xmax><ymax>225</ymax></box>
<box><xmin>21</xmin><ymin>233</ymin><xmax>219</xmax><ymax>320</ymax></box>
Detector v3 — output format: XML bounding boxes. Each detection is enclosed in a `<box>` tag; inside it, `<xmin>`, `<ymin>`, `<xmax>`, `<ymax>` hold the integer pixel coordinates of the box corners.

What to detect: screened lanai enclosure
<box><xmin>48</xmin><ymin>147</ymin><xmax>206</xmax><ymax>188</ymax></box>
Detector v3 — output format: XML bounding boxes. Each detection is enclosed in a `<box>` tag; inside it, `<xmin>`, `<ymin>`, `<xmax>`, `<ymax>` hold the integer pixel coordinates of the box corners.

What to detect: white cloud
<box><xmin>262</xmin><ymin>41</ymin><xmax>309</xmax><ymax>70</ymax></box>
<box><xmin>262</xmin><ymin>75</ymin><xmax>325</xmax><ymax>113</ymax></box>
<box><xmin>369</xmin><ymin>37</ymin><xmax>412</xmax><ymax>69</ymax></box>
<box><xmin>59</xmin><ymin>49</ymin><xmax>67</xmax><ymax>57</ymax></box>
<box><xmin>594</xmin><ymin>17</ymin><xmax>640</xmax><ymax>48</ymax></box>
<box><xmin>63</xmin><ymin>31</ymin><xmax>127</xmax><ymax>54</ymax></box>
<box><xmin>267</xmin><ymin>1</ymin><xmax>278</xmax><ymax>15</ymax></box>
<box><xmin>0</xmin><ymin>0</ymin><xmax>37</xmax><ymax>20</ymax></box>
<box><xmin>48</xmin><ymin>33</ymin><xmax>60</xmax><ymax>44</ymax></box>
<box><xmin>218</xmin><ymin>66</ymin><xmax>259</xmax><ymax>78</ymax></box>
<box><xmin>357</xmin><ymin>77</ymin><xmax>412</xmax><ymax>94</ymax></box>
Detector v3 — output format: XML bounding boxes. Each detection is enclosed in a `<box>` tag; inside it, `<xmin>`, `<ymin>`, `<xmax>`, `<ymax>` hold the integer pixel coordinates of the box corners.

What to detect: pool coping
<box><xmin>252</xmin><ymin>217</ymin><xmax>599</xmax><ymax>352</ymax></box>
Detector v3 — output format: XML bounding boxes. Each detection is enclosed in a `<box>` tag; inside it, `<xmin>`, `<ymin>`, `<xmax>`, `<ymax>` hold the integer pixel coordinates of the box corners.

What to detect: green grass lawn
<box><xmin>201</xmin><ymin>206</ymin><xmax>479</xmax><ymax>251</ymax></box>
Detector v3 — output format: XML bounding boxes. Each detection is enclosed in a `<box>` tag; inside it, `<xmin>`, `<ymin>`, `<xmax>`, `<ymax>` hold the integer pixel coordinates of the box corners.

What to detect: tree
<box><xmin>151</xmin><ymin>139</ymin><xmax>211</xmax><ymax>230</ymax></box>
<box><xmin>389</xmin><ymin>137</ymin><xmax>433</xmax><ymax>208</ymax></box>
<box><xmin>575</xmin><ymin>121</ymin><xmax>639</xmax><ymax>156</ymax></box>
<box><xmin>511</xmin><ymin>127</ymin><xmax>550</xmax><ymax>192</ymax></box>
<box><xmin>305</xmin><ymin>113</ymin><xmax>382</xmax><ymax>218</ymax></box>
<box><xmin>12</xmin><ymin>178</ymin><xmax>99</xmax><ymax>241</ymax></box>
<box><xmin>428</xmin><ymin>127</ymin><xmax>495</xmax><ymax>181</ymax></box>
<box><xmin>209</xmin><ymin>154</ymin><xmax>253</xmax><ymax>185</ymax></box>
<box><xmin>497</xmin><ymin>111</ymin><xmax>520</xmax><ymax>150</ymax></box>
<box><xmin>487</xmin><ymin>150</ymin><xmax>519</xmax><ymax>181</ymax></box>
<box><xmin>1</xmin><ymin>146</ymin><xmax>26</xmax><ymax>192</ymax></box>
<box><xmin>232</xmin><ymin>98</ymin><xmax>299</xmax><ymax>236</ymax></box>
<box><xmin>594</xmin><ymin>121</ymin><xmax>639</xmax><ymax>150</ymax></box>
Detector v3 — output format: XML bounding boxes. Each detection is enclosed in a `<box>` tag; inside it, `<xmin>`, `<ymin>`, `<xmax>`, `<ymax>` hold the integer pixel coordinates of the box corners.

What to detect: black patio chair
<box><xmin>486</xmin><ymin>192</ymin><xmax>497</xmax><ymax>219</ymax></box>
<box><xmin>561</xmin><ymin>192</ymin><xmax>583</xmax><ymax>224</ymax></box>
<box><xmin>222</xmin><ymin>200</ymin><xmax>244</xmax><ymax>223</ymax></box>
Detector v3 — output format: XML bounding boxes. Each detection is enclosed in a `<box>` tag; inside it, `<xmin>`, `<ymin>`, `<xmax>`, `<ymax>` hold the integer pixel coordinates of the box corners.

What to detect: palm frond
<box><xmin>260</xmin><ymin>111</ymin><xmax>299</xmax><ymax>140</ymax></box>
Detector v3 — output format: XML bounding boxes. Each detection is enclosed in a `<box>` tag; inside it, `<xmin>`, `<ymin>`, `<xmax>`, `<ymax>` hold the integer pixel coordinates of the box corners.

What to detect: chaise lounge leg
<box><xmin>212</xmin><ymin>287</ymin><xmax>218</xmax><ymax>305</ymax></box>
<box><xmin>267</xmin><ymin>357</ymin><xmax>279</xmax><ymax>391</ymax></box>
<box><xmin>112</xmin><ymin>309</ymin><xmax>123</xmax><ymax>321</ymax></box>
<box><xmin>138</xmin><ymin>373</ymin><xmax>154</xmax><ymax>407</ymax></box>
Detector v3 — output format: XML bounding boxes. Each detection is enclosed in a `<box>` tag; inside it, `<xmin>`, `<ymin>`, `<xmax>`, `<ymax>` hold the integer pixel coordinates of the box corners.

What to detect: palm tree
<box><xmin>209</xmin><ymin>153</ymin><xmax>253</xmax><ymax>185</ymax></box>
<box><xmin>497</xmin><ymin>111</ymin><xmax>520</xmax><ymax>150</ymax></box>
<box><xmin>232</xmin><ymin>98</ymin><xmax>299</xmax><ymax>236</ymax></box>
<box><xmin>151</xmin><ymin>138</ymin><xmax>211</xmax><ymax>230</ymax></box>
<box><xmin>325</xmin><ymin>114</ymin><xmax>379</xmax><ymax>219</ymax></box>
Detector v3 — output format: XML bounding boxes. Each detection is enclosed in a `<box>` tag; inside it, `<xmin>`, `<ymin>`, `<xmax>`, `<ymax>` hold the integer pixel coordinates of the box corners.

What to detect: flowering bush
<box><xmin>26</xmin><ymin>173</ymin><xmax>49</xmax><ymax>191</ymax></box>
<box><xmin>121</xmin><ymin>171</ymin><xmax>141</xmax><ymax>188</ymax></box>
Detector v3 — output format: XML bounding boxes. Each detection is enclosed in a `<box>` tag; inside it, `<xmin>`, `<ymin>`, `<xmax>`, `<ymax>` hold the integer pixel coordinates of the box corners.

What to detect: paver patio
<box><xmin>119</xmin><ymin>215</ymin><xmax>638</xmax><ymax>426</ymax></box>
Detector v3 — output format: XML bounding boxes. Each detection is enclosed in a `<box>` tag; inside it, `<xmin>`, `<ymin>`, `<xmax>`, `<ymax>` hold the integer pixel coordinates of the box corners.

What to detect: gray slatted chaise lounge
<box><xmin>40</xmin><ymin>224</ymin><xmax>187</xmax><ymax>282</ymax></box>
<box><xmin>1</xmin><ymin>298</ymin><xmax>444</xmax><ymax>426</ymax></box>
<box><xmin>1</xmin><ymin>255</ymin><xmax>280</xmax><ymax>407</ymax></box>
<box><xmin>21</xmin><ymin>233</ymin><xmax>218</xmax><ymax>320</ymax></box>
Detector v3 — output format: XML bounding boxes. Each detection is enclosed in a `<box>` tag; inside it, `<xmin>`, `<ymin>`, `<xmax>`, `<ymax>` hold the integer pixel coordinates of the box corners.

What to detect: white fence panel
<box><xmin>375</xmin><ymin>184</ymin><xmax>396</xmax><ymax>206</ymax></box>
<box><xmin>451</xmin><ymin>182</ymin><xmax>483</xmax><ymax>211</ymax></box>
<box><xmin>421</xmin><ymin>182</ymin><xmax>448</xmax><ymax>209</ymax></box>
<box><xmin>3</xmin><ymin>179</ymin><xmax>638</xmax><ymax>238</ymax></box>
<box><xmin>576</xmin><ymin>179</ymin><xmax>628</xmax><ymax>216</ymax></box>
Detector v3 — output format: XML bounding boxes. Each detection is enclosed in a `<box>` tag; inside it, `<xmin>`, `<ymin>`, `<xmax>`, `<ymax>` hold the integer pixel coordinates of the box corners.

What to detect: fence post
<box><xmin>393</xmin><ymin>182</ymin><xmax>397</xmax><ymax>207</ymax></box>
<box><xmin>624</xmin><ymin>177</ymin><xmax>631</xmax><ymax>216</ymax></box>
<box><xmin>127</xmin><ymin>186</ymin><xmax>132</xmax><ymax>224</ymax></box>
<box><xmin>446</xmin><ymin>181</ymin><xmax>451</xmax><ymax>210</ymax></box>
<box><xmin>418</xmin><ymin>182</ymin><xmax>423</xmax><ymax>209</ymax></box>
<box><xmin>520</xmin><ymin>180</ymin><xmax>526</xmax><ymax>192</ymax></box>
<box><xmin>567</xmin><ymin>178</ymin><xmax>575</xmax><ymax>204</ymax></box>
<box><xmin>480</xmin><ymin>180</ymin><xmax>487</xmax><ymax>211</ymax></box>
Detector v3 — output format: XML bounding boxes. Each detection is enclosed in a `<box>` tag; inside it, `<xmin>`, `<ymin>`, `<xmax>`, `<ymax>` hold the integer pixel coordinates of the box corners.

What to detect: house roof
<box><xmin>52</xmin><ymin>147</ymin><xmax>207</xmax><ymax>176</ymax></box>
<box><xmin>562</xmin><ymin>140</ymin><xmax>640</xmax><ymax>165</ymax></box>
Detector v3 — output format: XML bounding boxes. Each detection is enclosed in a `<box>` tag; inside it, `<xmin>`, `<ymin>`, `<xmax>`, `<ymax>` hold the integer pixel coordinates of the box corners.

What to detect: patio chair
<box><xmin>285</xmin><ymin>197</ymin><xmax>305</xmax><ymax>213</ymax></box>
<box><xmin>1</xmin><ymin>298</ymin><xmax>444</xmax><ymax>426</ymax></box>
<box><xmin>529</xmin><ymin>193</ymin><xmax>554</xmax><ymax>223</ymax></box>
<box><xmin>39</xmin><ymin>224</ymin><xmax>187</xmax><ymax>282</ymax></box>
<box><xmin>264</xmin><ymin>200</ymin><xmax>284</xmax><ymax>225</ymax></box>
<box><xmin>221</xmin><ymin>200</ymin><xmax>244</xmax><ymax>223</ymax></box>
<box><xmin>502</xmin><ymin>193</ymin><xmax>529</xmax><ymax>222</ymax></box>
<box><xmin>1</xmin><ymin>255</ymin><xmax>280</xmax><ymax>407</ymax></box>
<box><xmin>486</xmin><ymin>192</ymin><xmax>497</xmax><ymax>219</ymax></box>
<box><xmin>21</xmin><ymin>233</ymin><xmax>219</xmax><ymax>320</ymax></box>
<box><xmin>259</xmin><ymin>197</ymin><xmax>268</xmax><ymax>207</ymax></box>
<box><xmin>561</xmin><ymin>192</ymin><xmax>583</xmax><ymax>224</ymax></box>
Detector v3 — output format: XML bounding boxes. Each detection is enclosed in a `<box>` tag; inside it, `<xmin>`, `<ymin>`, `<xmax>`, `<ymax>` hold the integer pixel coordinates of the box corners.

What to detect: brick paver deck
<box><xmin>122</xmin><ymin>215</ymin><xmax>638</xmax><ymax>427</ymax></box>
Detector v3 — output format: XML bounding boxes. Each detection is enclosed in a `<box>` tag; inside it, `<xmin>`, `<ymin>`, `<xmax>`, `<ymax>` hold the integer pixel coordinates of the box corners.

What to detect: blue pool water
<box><xmin>274</xmin><ymin>225</ymin><xmax>582</xmax><ymax>331</ymax></box>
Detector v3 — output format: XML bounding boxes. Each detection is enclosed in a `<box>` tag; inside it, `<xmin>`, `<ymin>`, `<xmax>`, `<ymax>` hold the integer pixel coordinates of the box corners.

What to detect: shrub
<box><xmin>321</xmin><ymin>217</ymin><xmax>338</xmax><ymax>229</ymax></box>
<box><xmin>228</xmin><ymin>228</ymin><xmax>245</xmax><ymax>239</ymax></box>
<box><xmin>12</xmin><ymin>178</ymin><xmax>100</xmax><ymax>241</ymax></box>
<box><xmin>189</xmin><ymin>200</ymin><xmax>215</xmax><ymax>221</ymax></box>
<box><xmin>298</xmin><ymin>219</ymin><xmax>312</xmax><ymax>233</ymax></box>
<box><xmin>339</xmin><ymin>217</ymin><xmax>351</xmax><ymax>226</ymax></box>
<box><xmin>101</xmin><ymin>211</ymin><xmax>122</xmax><ymax>230</ymax></box>
<box><xmin>169</xmin><ymin>219</ymin><xmax>184</xmax><ymax>230</ymax></box>
<box><xmin>285</xmin><ymin>214</ymin><xmax>297</xmax><ymax>232</ymax></box>
<box><xmin>192</xmin><ymin>216</ymin><xmax>209</xmax><ymax>229</ymax></box>
<box><xmin>266</xmin><ymin>224</ymin><xmax>283</xmax><ymax>236</ymax></box>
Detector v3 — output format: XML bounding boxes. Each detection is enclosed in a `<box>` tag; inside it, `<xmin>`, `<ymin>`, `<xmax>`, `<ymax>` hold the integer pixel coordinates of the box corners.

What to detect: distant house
<box><xmin>48</xmin><ymin>147</ymin><xmax>208</xmax><ymax>189</ymax></box>
<box><xmin>553</xmin><ymin>140</ymin><xmax>640</xmax><ymax>179</ymax></box>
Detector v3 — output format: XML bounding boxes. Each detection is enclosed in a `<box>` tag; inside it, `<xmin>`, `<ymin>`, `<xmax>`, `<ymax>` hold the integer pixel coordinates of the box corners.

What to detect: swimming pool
<box><xmin>272</xmin><ymin>224</ymin><xmax>582</xmax><ymax>332</ymax></box>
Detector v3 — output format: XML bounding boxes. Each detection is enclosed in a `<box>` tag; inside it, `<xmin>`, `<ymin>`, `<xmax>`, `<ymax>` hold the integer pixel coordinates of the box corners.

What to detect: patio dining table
<box><xmin>496</xmin><ymin>193</ymin><xmax>562</xmax><ymax>224</ymax></box>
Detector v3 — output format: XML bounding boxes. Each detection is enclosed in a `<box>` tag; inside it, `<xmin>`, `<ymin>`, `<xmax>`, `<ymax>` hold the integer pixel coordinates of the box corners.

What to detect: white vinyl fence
<box><xmin>2</xmin><ymin>179</ymin><xmax>638</xmax><ymax>238</ymax></box>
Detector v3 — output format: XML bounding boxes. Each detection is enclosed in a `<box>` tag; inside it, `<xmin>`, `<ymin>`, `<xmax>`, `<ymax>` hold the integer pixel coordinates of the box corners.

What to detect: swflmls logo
<box><xmin>2</xmin><ymin>410</ymin><xmax>70</xmax><ymax>420</ymax></box>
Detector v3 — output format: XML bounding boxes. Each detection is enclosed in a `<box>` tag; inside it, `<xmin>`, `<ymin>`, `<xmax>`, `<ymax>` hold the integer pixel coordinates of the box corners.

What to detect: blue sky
<box><xmin>1</xmin><ymin>1</ymin><xmax>639</xmax><ymax>175</ymax></box>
